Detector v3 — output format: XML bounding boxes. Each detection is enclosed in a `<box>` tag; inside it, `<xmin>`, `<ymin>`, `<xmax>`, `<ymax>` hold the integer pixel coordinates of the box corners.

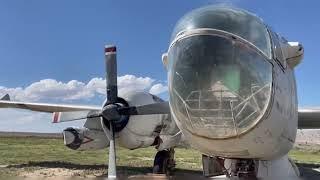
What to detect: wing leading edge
<box><xmin>3</xmin><ymin>93</ymin><xmax>319</xmax><ymax>129</ymax></box>
<box><xmin>0</xmin><ymin>94</ymin><xmax>101</xmax><ymax>123</ymax></box>
<box><xmin>0</xmin><ymin>100</ymin><xmax>101</xmax><ymax>113</ymax></box>
<box><xmin>0</xmin><ymin>94</ymin><xmax>100</xmax><ymax>113</ymax></box>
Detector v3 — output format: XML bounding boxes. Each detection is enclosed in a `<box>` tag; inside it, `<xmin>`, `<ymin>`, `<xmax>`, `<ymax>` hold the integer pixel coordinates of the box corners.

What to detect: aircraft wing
<box><xmin>0</xmin><ymin>94</ymin><xmax>100</xmax><ymax>113</ymax></box>
<box><xmin>298</xmin><ymin>108</ymin><xmax>320</xmax><ymax>129</ymax></box>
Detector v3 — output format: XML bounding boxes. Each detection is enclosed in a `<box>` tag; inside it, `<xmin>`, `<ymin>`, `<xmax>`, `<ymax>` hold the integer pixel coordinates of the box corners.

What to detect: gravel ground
<box><xmin>0</xmin><ymin>161</ymin><xmax>317</xmax><ymax>179</ymax></box>
<box><xmin>0</xmin><ymin>131</ymin><xmax>319</xmax><ymax>179</ymax></box>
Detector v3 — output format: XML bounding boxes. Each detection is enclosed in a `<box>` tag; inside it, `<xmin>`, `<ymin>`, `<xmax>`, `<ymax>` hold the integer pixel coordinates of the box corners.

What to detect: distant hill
<box><xmin>0</xmin><ymin>131</ymin><xmax>62</xmax><ymax>139</ymax></box>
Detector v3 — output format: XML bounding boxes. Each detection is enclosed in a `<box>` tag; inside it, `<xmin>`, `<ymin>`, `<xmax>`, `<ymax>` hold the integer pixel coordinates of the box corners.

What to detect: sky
<box><xmin>0</xmin><ymin>0</ymin><xmax>319</xmax><ymax>132</ymax></box>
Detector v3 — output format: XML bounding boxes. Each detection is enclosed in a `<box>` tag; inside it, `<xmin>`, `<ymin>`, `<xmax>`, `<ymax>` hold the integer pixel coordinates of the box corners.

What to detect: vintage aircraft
<box><xmin>0</xmin><ymin>5</ymin><xmax>317</xmax><ymax>179</ymax></box>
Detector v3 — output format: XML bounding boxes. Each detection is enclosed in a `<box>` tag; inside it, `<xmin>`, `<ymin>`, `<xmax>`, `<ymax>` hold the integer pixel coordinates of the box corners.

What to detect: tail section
<box><xmin>0</xmin><ymin>94</ymin><xmax>10</xmax><ymax>101</ymax></box>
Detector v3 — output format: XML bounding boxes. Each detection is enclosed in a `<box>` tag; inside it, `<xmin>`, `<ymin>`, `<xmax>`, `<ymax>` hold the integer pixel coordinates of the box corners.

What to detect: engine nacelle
<box><xmin>80</xmin><ymin>91</ymin><xmax>179</xmax><ymax>150</ymax></box>
<box><xmin>63</xmin><ymin>127</ymin><xmax>109</xmax><ymax>150</ymax></box>
<box><xmin>116</xmin><ymin>91</ymin><xmax>173</xmax><ymax>150</ymax></box>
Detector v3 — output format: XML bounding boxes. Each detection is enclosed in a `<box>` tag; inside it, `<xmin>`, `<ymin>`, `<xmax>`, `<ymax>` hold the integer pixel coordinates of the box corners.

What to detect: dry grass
<box><xmin>0</xmin><ymin>137</ymin><xmax>319</xmax><ymax>178</ymax></box>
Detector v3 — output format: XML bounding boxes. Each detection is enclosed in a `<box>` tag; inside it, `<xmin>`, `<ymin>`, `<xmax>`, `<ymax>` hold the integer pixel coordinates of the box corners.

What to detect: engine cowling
<box><xmin>63</xmin><ymin>127</ymin><xmax>109</xmax><ymax>150</ymax></box>
<box><xmin>75</xmin><ymin>91</ymin><xmax>179</xmax><ymax>151</ymax></box>
<box><xmin>116</xmin><ymin>91</ymin><xmax>171</xmax><ymax>150</ymax></box>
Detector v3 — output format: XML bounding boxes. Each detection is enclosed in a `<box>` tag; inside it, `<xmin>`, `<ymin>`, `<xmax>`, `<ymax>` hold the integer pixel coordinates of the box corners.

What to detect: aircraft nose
<box><xmin>168</xmin><ymin>33</ymin><xmax>273</xmax><ymax>139</ymax></box>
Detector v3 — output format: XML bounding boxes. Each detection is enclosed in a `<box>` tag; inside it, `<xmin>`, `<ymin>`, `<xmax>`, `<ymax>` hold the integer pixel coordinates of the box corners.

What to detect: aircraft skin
<box><xmin>167</xmin><ymin>25</ymin><xmax>298</xmax><ymax>160</ymax></box>
<box><xmin>0</xmin><ymin>5</ymin><xmax>313</xmax><ymax>179</ymax></box>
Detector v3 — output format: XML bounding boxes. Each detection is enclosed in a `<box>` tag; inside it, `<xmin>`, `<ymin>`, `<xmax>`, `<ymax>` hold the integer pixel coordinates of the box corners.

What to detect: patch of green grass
<box><xmin>0</xmin><ymin>137</ymin><xmax>107</xmax><ymax>165</ymax></box>
<box><xmin>289</xmin><ymin>149</ymin><xmax>320</xmax><ymax>164</ymax></box>
<box><xmin>0</xmin><ymin>137</ymin><xmax>201</xmax><ymax>172</ymax></box>
<box><xmin>0</xmin><ymin>137</ymin><xmax>319</xmax><ymax>177</ymax></box>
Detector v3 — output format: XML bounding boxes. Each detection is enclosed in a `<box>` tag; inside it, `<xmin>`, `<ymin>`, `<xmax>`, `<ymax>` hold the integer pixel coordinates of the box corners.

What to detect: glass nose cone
<box><xmin>168</xmin><ymin>35</ymin><xmax>272</xmax><ymax>139</ymax></box>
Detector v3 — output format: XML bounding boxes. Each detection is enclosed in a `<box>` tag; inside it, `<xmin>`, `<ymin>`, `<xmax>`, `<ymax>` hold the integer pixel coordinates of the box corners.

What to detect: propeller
<box><xmin>51</xmin><ymin>45</ymin><xmax>170</xmax><ymax>178</ymax></box>
<box><xmin>104</xmin><ymin>45</ymin><xmax>118</xmax><ymax>179</ymax></box>
<box><xmin>53</xmin><ymin>45</ymin><xmax>170</xmax><ymax>178</ymax></box>
<box><xmin>100</xmin><ymin>45</ymin><xmax>170</xmax><ymax>178</ymax></box>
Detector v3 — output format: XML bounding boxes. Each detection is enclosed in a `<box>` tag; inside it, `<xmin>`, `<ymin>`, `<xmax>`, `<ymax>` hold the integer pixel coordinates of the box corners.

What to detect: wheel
<box><xmin>202</xmin><ymin>154</ymin><xmax>225</xmax><ymax>177</ymax></box>
<box><xmin>153</xmin><ymin>149</ymin><xmax>175</xmax><ymax>175</ymax></box>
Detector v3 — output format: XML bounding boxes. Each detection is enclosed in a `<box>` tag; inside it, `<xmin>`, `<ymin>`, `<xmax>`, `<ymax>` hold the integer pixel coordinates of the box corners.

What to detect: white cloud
<box><xmin>149</xmin><ymin>83</ymin><xmax>168</xmax><ymax>95</ymax></box>
<box><xmin>118</xmin><ymin>75</ymin><xmax>155</xmax><ymax>95</ymax></box>
<box><xmin>0</xmin><ymin>109</ymin><xmax>84</xmax><ymax>132</ymax></box>
<box><xmin>0</xmin><ymin>74</ymin><xmax>167</xmax><ymax>102</ymax></box>
<box><xmin>0</xmin><ymin>75</ymin><xmax>168</xmax><ymax>132</ymax></box>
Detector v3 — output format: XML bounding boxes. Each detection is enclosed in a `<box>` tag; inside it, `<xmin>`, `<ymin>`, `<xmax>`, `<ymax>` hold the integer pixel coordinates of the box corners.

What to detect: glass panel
<box><xmin>169</xmin><ymin>35</ymin><xmax>272</xmax><ymax>138</ymax></box>
<box><xmin>171</xmin><ymin>6</ymin><xmax>272</xmax><ymax>58</ymax></box>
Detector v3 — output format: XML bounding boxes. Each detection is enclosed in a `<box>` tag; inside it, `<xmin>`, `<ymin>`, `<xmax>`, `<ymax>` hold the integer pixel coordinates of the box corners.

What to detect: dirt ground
<box><xmin>4</xmin><ymin>162</ymin><xmax>204</xmax><ymax>179</ymax></box>
<box><xmin>1</xmin><ymin>161</ymin><xmax>318</xmax><ymax>179</ymax></box>
<box><xmin>0</xmin><ymin>133</ymin><xmax>320</xmax><ymax>179</ymax></box>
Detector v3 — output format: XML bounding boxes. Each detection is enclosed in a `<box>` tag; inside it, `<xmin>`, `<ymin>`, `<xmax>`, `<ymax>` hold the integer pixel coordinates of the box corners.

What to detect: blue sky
<box><xmin>0</xmin><ymin>0</ymin><xmax>319</xmax><ymax>132</ymax></box>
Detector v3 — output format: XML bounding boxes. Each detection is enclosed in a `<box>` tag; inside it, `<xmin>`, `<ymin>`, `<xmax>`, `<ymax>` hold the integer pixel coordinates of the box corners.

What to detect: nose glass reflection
<box><xmin>169</xmin><ymin>35</ymin><xmax>272</xmax><ymax>138</ymax></box>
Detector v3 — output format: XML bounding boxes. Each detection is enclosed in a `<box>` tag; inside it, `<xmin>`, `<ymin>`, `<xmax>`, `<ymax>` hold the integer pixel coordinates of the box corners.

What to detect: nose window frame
<box><xmin>168</xmin><ymin>33</ymin><xmax>274</xmax><ymax>139</ymax></box>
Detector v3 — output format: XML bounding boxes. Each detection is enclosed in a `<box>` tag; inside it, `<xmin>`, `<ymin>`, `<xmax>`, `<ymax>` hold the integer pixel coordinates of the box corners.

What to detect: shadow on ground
<box><xmin>296</xmin><ymin>163</ymin><xmax>320</xmax><ymax>180</ymax></box>
<box><xmin>5</xmin><ymin>161</ymin><xmax>320</xmax><ymax>179</ymax></box>
<box><xmin>7</xmin><ymin>161</ymin><xmax>203</xmax><ymax>179</ymax></box>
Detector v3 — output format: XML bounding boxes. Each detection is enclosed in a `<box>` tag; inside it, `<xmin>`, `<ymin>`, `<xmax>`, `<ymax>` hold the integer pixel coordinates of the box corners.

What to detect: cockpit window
<box><xmin>168</xmin><ymin>35</ymin><xmax>273</xmax><ymax>139</ymax></box>
<box><xmin>171</xmin><ymin>6</ymin><xmax>272</xmax><ymax>58</ymax></box>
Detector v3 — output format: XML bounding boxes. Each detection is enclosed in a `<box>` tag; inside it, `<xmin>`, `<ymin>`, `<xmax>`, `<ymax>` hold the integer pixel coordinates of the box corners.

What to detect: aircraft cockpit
<box><xmin>166</xmin><ymin>6</ymin><xmax>274</xmax><ymax>139</ymax></box>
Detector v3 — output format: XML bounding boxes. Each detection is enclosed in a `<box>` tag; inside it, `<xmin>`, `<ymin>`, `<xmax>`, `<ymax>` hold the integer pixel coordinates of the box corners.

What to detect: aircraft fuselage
<box><xmin>165</xmin><ymin>6</ymin><xmax>299</xmax><ymax>160</ymax></box>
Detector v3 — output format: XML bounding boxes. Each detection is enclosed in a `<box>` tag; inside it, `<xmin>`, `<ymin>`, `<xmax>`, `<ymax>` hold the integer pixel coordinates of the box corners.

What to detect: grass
<box><xmin>290</xmin><ymin>149</ymin><xmax>320</xmax><ymax>164</ymax></box>
<box><xmin>0</xmin><ymin>137</ymin><xmax>201</xmax><ymax>177</ymax></box>
<box><xmin>0</xmin><ymin>137</ymin><xmax>319</xmax><ymax>177</ymax></box>
<box><xmin>0</xmin><ymin>137</ymin><xmax>201</xmax><ymax>168</ymax></box>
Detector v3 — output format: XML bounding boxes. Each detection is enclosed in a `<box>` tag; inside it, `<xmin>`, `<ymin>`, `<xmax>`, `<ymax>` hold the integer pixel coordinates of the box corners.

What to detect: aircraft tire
<box><xmin>152</xmin><ymin>149</ymin><xmax>175</xmax><ymax>175</ymax></box>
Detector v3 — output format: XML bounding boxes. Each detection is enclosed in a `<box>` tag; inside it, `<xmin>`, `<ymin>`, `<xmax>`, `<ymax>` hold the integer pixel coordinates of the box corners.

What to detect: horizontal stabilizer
<box><xmin>298</xmin><ymin>108</ymin><xmax>320</xmax><ymax>129</ymax></box>
<box><xmin>1</xmin><ymin>94</ymin><xmax>10</xmax><ymax>101</ymax></box>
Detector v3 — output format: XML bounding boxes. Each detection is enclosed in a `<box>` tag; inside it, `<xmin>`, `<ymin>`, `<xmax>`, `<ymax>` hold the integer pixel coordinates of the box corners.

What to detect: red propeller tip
<box><xmin>105</xmin><ymin>46</ymin><xmax>117</xmax><ymax>53</ymax></box>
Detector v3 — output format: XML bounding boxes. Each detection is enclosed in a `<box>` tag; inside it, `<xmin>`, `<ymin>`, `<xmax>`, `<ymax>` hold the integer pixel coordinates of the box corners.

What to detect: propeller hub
<box><xmin>102</xmin><ymin>104</ymin><xmax>121</xmax><ymax>122</ymax></box>
<box><xmin>102</xmin><ymin>97</ymin><xmax>130</xmax><ymax>132</ymax></box>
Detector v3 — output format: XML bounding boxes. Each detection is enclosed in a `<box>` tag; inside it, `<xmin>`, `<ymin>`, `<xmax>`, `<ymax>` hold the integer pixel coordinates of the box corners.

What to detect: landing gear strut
<box><xmin>153</xmin><ymin>148</ymin><xmax>175</xmax><ymax>175</ymax></box>
<box><xmin>202</xmin><ymin>154</ymin><xmax>225</xmax><ymax>177</ymax></box>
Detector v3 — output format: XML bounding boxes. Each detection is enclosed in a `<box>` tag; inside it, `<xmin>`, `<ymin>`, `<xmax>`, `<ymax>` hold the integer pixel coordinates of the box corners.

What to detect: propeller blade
<box><xmin>105</xmin><ymin>45</ymin><xmax>118</xmax><ymax>103</ymax></box>
<box><xmin>118</xmin><ymin>101</ymin><xmax>170</xmax><ymax>115</ymax></box>
<box><xmin>100</xmin><ymin>118</ymin><xmax>117</xmax><ymax>178</ymax></box>
<box><xmin>104</xmin><ymin>45</ymin><xmax>118</xmax><ymax>179</ymax></box>
<box><xmin>107</xmin><ymin>121</ymin><xmax>117</xmax><ymax>179</ymax></box>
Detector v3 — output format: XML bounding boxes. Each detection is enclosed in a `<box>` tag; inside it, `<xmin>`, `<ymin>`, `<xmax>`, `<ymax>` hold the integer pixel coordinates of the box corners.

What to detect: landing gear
<box><xmin>202</xmin><ymin>156</ymin><xmax>258</xmax><ymax>179</ymax></box>
<box><xmin>202</xmin><ymin>154</ymin><xmax>225</xmax><ymax>177</ymax></box>
<box><xmin>152</xmin><ymin>148</ymin><xmax>175</xmax><ymax>175</ymax></box>
<box><xmin>229</xmin><ymin>159</ymin><xmax>256</xmax><ymax>178</ymax></box>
